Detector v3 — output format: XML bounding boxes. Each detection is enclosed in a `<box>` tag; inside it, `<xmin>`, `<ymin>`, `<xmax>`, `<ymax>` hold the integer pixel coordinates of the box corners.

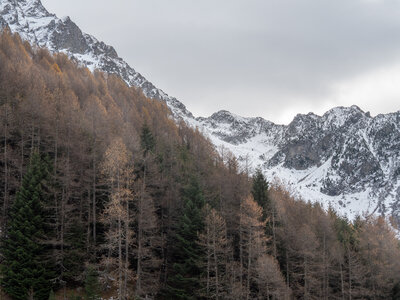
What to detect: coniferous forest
<box><xmin>1</xmin><ymin>31</ymin><xmax>400</xmax><ymax>299</ymax></box>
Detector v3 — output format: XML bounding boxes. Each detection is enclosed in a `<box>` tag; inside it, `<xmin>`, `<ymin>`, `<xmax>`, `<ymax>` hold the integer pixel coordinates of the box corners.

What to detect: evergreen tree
<box><xmin>165</xmin><ymin>178</ymin><xmax>205</xmax><ymax>299</ymax></box>
<box><xmin>251</xmin><ymin>168</ymin><xmax>271</xmax><ymax>217</ymax></box>
<box><xmin>251</xmin><ymin>168</ymin><xmax>281</xmax><ymax>259</ymax></box>
<box><xmin>140</xmin><ymin>123</ymin><xmax>155</xmax><ymax>155</ymax></box>
<box><xmin>63</xmin><ymin>223</ymin><xmax>86</xmax><ymax>284</ymax></box>
<box><xmin>1</xmin><ymin>152</ymin><xmax>52</xmax><ymax>300</ymax></box>
<box><xmin>84</xmin><ymin>266</ymin><xmax>100</xmax><ymax>300</ymax></box>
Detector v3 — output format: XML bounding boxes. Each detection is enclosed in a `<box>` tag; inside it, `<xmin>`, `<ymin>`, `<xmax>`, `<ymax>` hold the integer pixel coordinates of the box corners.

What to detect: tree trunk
<box><xmin>340</xmin><ymin>263</ymin><xmax>345</xmax><ymax>300</ymax></box>
<box><xmin>30</xmin><ymin>117</ymin><xmax>34</xmax><ymax>153</ymax></box>
<box><xmin>246</xmin><ymin>231</ymin><xmax>252</xmax><ymax>300</ymax></box>
<box><xmin>118</xmin><ymin>214</ymin><xmax>122</xmax><ymax>300</ymax></box>
<box><xmin>87</xmin><ymin>188</ymin><xmax>91</xmax><ymax>254</ymax></box>
<box><xmin>54</xmin><ymin>120</ymin><xmax>59</xmax><ymax>240</ymax></box>
<box><xmin>304</xmin><ymin>255</ymin><xmax>308</xmax><ymax>300</ymax></box>
<box><xmin>116</xmin><ymin>170</ymin><xmax>123</xmax><ymax>300</ymax></box>
<box><xmin>206</xmin><ymin>220</ymin><xmax>211</xmax><ymax>297</ymax></box>
<box><xmin>61</xmin><ymin>188</ymin><xmax>65</xmax><ymax>278</ymax></box>
<box><xmin>136</xmin><ymin>165</ymin><xmax>145</xmax><ymax>296</ymax></box>
<box><xmin>367</xmin><ymin>243</ymin><xmax>376</xmax><ymax>300</ymax></box>
<box><xmin>124</xmin><ymin>195</ymin><xmax>129</xmax><ymax>299</ymax></box>
<box><xmin>92</xmin><ymin>129</ymin><xmax>97</xmax><ymax>247</ymax></box>
<box><xmin>2</xmin><ymin>105</ymin><xmax>8</xmax><ymax>232</ymax></box>
<box><xmin>213</xmin><ymin>225</ymin><xmax>219</xmax><ymax>300</ymax></box>
<box><xmin>348</xmin><ymin>247</ymin><xmax>352</xmax><ymax>300</ymax></box>
<box><xmin>20</xmin><ymin>127</ymin><xmax>24</xmax><ymax>185</ymax></box>
<box><xmin>286</xmin><ymin>250</ymin><xmax>290</xmax><ymax>288</ymax></box>
<box><xmin>323</xmin><ymin>232</ymin><xmax>327</xmax><ymax>300</ymax></box>
<box><xmin>239</xmin><ymin>200</ymin><xmax>244</xmax><ymax>296</ymax></box>
<box><xmin>272</xmin><ymin>212</ymin><xmax>277</xmax><ymax>260</ymax></box>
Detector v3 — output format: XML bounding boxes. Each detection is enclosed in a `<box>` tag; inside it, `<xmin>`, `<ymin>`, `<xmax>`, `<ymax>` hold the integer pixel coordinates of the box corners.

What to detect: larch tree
<box><xmin>238</xmin><ymin>195</ymin><xmax>268</xmax><ymax>300</ymax></box>
<box><xmin>100</xmin><ymin>137</ymin><xmax>134</xmax><ymax>300</ymax></box>
<box><xmin>83</xmin><ymin>93</ymin><xmax>107</xmax><ymax>253</ymax></box>
<box><xmin>199</xmin><ymin>205</ymin><xmax>231</xmax><ymax>299</ymax></box>
<box><xmin>358</xmin><ymin>216</ymin><xmax>400</xmax><ymax>299</ymax></box>
<box><xmin>256</xmin><ymin>254</ymin><xmax>290</xmax><ymax>299</ymax></box>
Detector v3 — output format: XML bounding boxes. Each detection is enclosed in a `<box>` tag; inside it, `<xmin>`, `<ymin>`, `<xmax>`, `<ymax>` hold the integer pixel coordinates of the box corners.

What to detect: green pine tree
<box><xmin>84</xmin><ymin>266</ymin><xmax>100</xmax><ymax>300</ymax></box>
<box><xmin>1</xmin><ymin>152</ymin><xmax>52</xmax><ymax>300</ymax></box>
<box><xmin>63</xmin><ymin>223</ymin><xmax>86</xmax><ymax>284</ymax></box>
<box><xmin>251</xmin><ymin>168</ymin><xmax>270</xmax><ymax>220</ymax></box>
<box><xmin>334</xmin><ymin>215</ymin><xmax>359</xmax><ymax>251</ymax></box>
<box><xmin>140</xmin><ymin>123</ymin><xmax>155</xmax><ymax>155</ymax></box>
<box><xmin>165</xmin><ymin>178</ymin><xmax>205</xmax><ymax>299</ymax></box>
<box><xmin>251</xmin><ymin>168</ymin><xmax>280</xmax><ymax>257</ymax></box>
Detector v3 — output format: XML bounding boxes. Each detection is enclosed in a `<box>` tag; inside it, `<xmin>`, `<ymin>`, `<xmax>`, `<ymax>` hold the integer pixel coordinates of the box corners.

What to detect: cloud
<box><xmin>332</xmin><ymin>61</ymin><xmax>400</xmax><ymax>113</ymax></box>
<box><xmin>42</xmin><ymin>0</ymin><xmax>400</xmax><ymax>123</ymax></box>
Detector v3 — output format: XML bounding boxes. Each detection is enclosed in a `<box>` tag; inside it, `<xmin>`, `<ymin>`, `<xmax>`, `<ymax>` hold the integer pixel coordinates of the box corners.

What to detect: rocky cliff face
<box><xmin>2</xmin><ymin>0</ymin><xmax>399</xmax><ymax>221</ymax></box>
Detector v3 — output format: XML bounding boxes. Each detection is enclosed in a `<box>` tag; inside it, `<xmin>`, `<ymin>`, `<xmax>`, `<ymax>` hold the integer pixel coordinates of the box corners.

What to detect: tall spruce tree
<box><xmin>140</xmin><ymin>123</ymin><xmax>155</xmax><ymax>156</ymax></box>
<box><xmin>165</xmin><ymin>178</ymin><xmax>205</xmax><ymax>299</ymax></box>
<box><xmin>84</xmin><ymin>266</ymin><xmax>100</xmax><ymax>300</ymax></box>
<box><xmin>251</xmin><ymin>168</ymin><xmax>270</xmax><ymax>220</ymax></box>
<box><xmin>1</xmin><ymin>152</ymin><xmax>52</xmax><ymax>300</ymax></box>
<box><xmin>251</xmin><ymin>168</ymin><xmax>280</xmax><ymax>258</ymax></box>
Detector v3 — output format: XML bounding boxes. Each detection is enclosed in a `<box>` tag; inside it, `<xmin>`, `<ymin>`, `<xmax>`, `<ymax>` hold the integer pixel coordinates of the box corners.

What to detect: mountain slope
<box><xmin>0</xmin><ymin>0</ymin><xmax>193</xmax><ymax>118</ymax></box>
<box><xmin>1</xmin><ymin>0</ymin><xmax>399</xmax><ymax>221</ymax></box>
<box><xmin>194</xmin><ymin>106</ymin><xmax>400</xmax><ymax>219</ymax></box>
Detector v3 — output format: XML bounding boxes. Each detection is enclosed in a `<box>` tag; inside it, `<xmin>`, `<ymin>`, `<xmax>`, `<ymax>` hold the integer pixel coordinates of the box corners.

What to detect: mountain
<box><xmin>0</xmin><ymin>0</ymin><xmax>193</xmax><ymax>119</ymax></box>
<box><xmin>194</xmin><ymin>106</ymin><xmax>400</xmax><ymax>220</ymax></box>
<box><xmin>1</xmin><ymin>0</ymin><xmax>399</xmax><ymax>222</ymax></box>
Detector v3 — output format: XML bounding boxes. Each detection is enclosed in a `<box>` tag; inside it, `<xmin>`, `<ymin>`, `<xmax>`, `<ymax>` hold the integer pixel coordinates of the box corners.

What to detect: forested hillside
<box><xmin>0</xmin><ymin>31</ymin><xmax>400</xmax><ymax>299</ymax></box>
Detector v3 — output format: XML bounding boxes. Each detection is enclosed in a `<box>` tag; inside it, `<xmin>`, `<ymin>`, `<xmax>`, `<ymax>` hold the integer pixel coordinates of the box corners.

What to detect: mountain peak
<box><xmin>321</xmin><ymin>105</ymin><xmax>369</xmax><ymax>129</ymax></box>
<box><xmin>210</xmin><ymin>110</ymin><xmax>234</xmax><ymax>119</ymax></box>
<box><xmin>325</xmin><ymin>105</ymin><xmax>364</xmax><ymax>115</ymax></box>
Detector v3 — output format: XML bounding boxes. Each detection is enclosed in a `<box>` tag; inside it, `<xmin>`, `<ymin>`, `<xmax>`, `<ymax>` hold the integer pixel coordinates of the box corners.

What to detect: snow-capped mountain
<box><xmin>194</xmin><ymin>106</ymin><xmax>400</xmax><ymax>220</ymax></box>
<box><xmin>0</xmin><ymin>0</ymin><xmax>193</xmax><ymax>119</ymax></box>
<box><xmin>1</xmin><ymin>0</ymin><xmax>399</xmax><ymax>222</ymax></box>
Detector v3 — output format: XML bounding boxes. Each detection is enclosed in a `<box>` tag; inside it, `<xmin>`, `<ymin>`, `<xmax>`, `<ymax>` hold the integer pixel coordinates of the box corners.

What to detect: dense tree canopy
<box><xmin>0</xmin><ymin>30</ymin><xmax>399</xmax><ymax>299</ymax></box>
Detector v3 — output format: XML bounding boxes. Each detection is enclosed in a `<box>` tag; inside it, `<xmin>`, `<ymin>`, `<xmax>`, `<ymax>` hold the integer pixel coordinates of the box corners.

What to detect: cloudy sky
<box><xmin>42</xmin><ymin>0</ymin><xmax>400</xmax><ymax>124</ymax></box>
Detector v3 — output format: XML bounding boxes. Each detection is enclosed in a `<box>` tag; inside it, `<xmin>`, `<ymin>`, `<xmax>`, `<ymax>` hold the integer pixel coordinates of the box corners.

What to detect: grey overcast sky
<box><xmin>42</xmin><ymin>0</ymin><xmax>400</xmax><ymax>124</ymax></box>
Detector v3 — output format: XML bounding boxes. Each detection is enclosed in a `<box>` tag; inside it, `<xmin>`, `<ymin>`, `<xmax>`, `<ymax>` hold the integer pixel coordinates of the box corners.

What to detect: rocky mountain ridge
<box><xmin>1</xmin><ymin>0</ymin><xmax>399</xmax><ymax>221</ymax></box>
<box><xmin>194</xmin><ymin>106</ymin><xmax>400</xmax><ymax>219</ymax></box>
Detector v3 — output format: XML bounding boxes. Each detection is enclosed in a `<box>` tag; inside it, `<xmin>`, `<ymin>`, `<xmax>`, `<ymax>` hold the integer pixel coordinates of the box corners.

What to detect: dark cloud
<box><xmin>42</xmin><ymin>0</ymin><xmax>400</xmax><ymax>123</ymax></box>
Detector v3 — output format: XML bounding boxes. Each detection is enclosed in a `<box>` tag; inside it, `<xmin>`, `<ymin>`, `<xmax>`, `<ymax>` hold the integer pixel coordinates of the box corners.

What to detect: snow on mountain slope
<box><xmin>197</xmin><ymin>106</ymin><xmax>400</xmax><ymax>221</ymax></box>
<box><xmin>2</xmin><ymin>0</ymin><xmax>399</xmax><ymax>222</ymax></box>
<box><xmin>0</xmin><ymin>0</ymin><xmax>193</xmax><ymax>119</ymax></box>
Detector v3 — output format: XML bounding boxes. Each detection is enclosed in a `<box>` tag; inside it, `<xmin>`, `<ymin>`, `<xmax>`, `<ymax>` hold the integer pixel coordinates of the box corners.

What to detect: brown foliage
<box><xmin>1</xmin><ymin>31</ymin><xmax>400</xmax><ymax>299</ymax></box>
